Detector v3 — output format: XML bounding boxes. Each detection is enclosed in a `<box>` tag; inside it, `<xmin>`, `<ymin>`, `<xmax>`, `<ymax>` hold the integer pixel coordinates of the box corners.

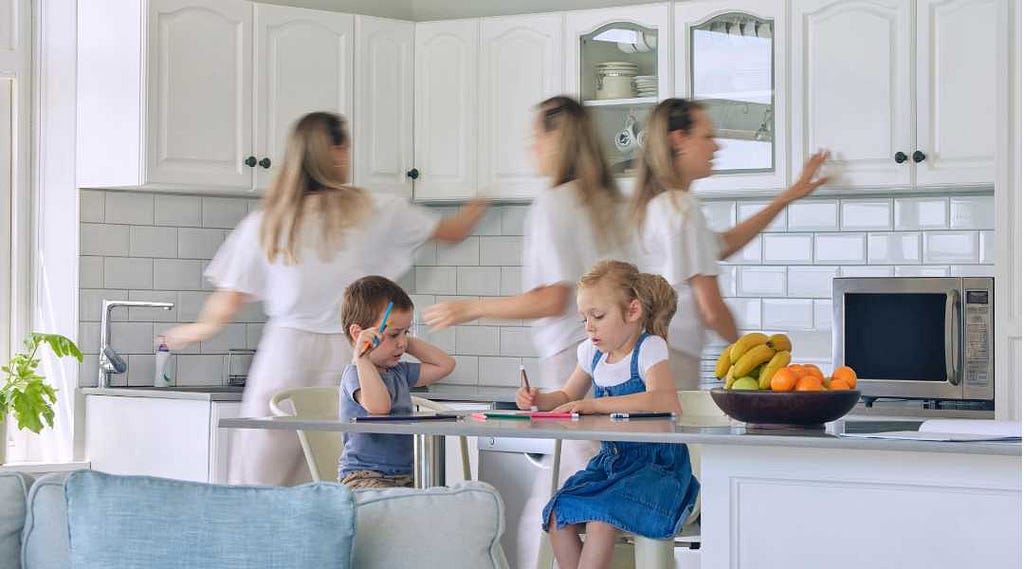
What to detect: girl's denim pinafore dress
<box><xmin>541</xmin><ymin>333</ymin><xmax>700</xmax><ymax>539</ymax></box>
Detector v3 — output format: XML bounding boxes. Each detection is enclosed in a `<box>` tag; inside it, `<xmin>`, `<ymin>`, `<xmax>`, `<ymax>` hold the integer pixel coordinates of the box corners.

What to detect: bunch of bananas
<box><xmin>715</xmin><ymin>333</ymin><xmax>792</xmax><ymax>390</ymax></box>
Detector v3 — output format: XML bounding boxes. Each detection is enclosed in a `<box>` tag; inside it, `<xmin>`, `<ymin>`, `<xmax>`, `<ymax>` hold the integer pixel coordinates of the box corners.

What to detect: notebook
<box><xmin>840</xmin><ymin>419</ymin><xmax>1022</xmax><ymax>442</ymax></box>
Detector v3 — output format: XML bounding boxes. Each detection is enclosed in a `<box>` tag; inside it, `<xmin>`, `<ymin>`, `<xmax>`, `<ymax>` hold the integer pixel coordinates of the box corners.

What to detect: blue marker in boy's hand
<box><xmin>359</xmin><ymin>300</ymin><xmax>394</xmax><ymax>356</ymax></box>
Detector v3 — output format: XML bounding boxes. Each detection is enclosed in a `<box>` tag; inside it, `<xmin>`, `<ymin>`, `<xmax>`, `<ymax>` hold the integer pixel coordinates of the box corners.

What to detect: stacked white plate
<box><xmin>595</xmin><ymin>62</ymin><xmax>639</xmax><ymax>99</ymax></box>
<box><xmin>634</xmin><ymin>75</ymin><xmax>657</xmax><ymax>98</ymax></box>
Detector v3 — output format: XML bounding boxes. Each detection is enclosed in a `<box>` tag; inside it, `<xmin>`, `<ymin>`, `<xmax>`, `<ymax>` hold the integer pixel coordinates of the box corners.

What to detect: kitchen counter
<box><xmin>82</xmin><ymin>384</ymin><xmax>520</xmax><ymax>404</ymax></box>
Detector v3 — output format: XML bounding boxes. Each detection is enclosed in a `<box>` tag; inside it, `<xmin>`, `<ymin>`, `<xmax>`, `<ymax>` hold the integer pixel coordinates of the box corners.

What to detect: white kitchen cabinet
<box><xmin>254</xmin><ymin>5</ymin><xmax>354</xmax><ymax>191</ymax></box>
<box><xmin>353</xmin><ymin>16</ymin><xmax>415</xmax><ymax>197</ymax></box>
<box><xmin>676</xmin><ymin>0</ymin><xmax>788</xmax><ymax>192</ymax></box>
<box><xmin>413</xmin><ymin>20</ymin><xmax>479</xmax><ymax>201</ymax></box>
<box><xmin>791</xmin><ymin>0</ymin><xmax>1008</xmax><ymax>189</ymax></box>
<box><xmin>478</xmin><ymin>14</ymin><xmax>564</xmax><ymax>200</ymax></box>
<box><xmin>85</xmin><ymin>394</ymin><xmax>239</xmax><ymax>483</ymax></box>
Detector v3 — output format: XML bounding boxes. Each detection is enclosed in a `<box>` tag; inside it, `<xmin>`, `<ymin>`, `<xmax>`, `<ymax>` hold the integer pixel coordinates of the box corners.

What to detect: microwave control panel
<box><xmin>963</xmin><ymin>289</ymin><xmax>992</xmax><ymax>387</ymax></box>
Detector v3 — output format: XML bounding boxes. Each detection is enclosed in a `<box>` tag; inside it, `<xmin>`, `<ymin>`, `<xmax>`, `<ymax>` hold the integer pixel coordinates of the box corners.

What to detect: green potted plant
<box><xmin>0</xmin><ymin>333</ymin><xmax>82</xmax><ymax>464</ymax></box>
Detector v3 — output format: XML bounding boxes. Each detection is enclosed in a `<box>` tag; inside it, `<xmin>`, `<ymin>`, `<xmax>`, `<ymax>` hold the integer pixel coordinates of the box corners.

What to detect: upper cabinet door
<box><xmin>146</xmin><ymin>0</ymin><xmax>253</xmax><ymax>189</ymax></box>
<box><xmin>353</xmin><ymin>16</ymin><xmax>414</xmax><ymax>197</ymax></box>
<box><xmin>914</xmin><ymin>0</ymin><xmax>1007</xmax><ymax>186</ymax></box>
<box><xmin>414</xmin><ymin>20</ymin><xmax>479</xmax><ymax>201</ymax></box>
<box><xmin>676</xmin><ymin>0</ymin><xmax>787</xmax><ymax>192</ymax></box>
<box><xmin>791</xmin><ymin>0</ymin><xmax>912</xmax><ymax>188</ymax></box>
<box><xmin>478</xmin><ymin>14</ymin><xmax>563</xmax><ymax>200</ymax></box>
<box><xmin>254</xmin><ymin>4</ymin><xmax>354</xmax><ymax>192</ymax></box>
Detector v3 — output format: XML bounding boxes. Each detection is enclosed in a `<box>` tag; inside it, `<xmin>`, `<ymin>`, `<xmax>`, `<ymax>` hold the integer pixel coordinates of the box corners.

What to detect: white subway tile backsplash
<box><xmin>127</xmin><ymin>354</ymin><xmax>177</xmax><ymax>387</ymax></box>
<box><xmin>980</xmin><ymin>231</ymin><xmax>994</xmax><ymax>264</ymax></box>
<box><xmin>109</xmin><ymin>321</ymin><xmax>156</xmax><ymax>354</ymax></box>
<box><xmin>235</xmin><ymin>300</ymin><xmax>266</xmax><ymax>323</ymax></box>
<box><xmin>457</xmin><ymin>267</ymin><xmax>501</xmax><ymax>295</ymax></box>
<box><xmin>80</xmin><ymin>256</ymin><xmax>104</xmax><ymax>289</ymax></box>
<box><xmin>447</xmin><ymin>355</ymin><xmax>480</xmax><ymax>385</ymax></box>
<box><xmin>951</xmin><ymin>265</ymin><xmax>995</xmax><ymax>277</ymax></box>
<box><xmin>950</xmin><ymin>196</ymin><xmax>994</xmax><ymax>229</ymax></box>
<box><xmin>499</xmin><ymin>327</ymin><xmax>535</xmax><ymax>357</ymax></box>
<box><xmin>479</xmin><ymin>237</ymin><xmax>523</xmax><ymax>266</ymax></box>
<box><xmin>738</xmin><ymin>201</ymin><xmax>786</xmax><ymax>232</ymax></box>
<box><xmin>104</xmin><ymin>257</ymin><xmax>153</xmax><ymax>289</ymax></box>
<box><xmin>80</xmin><ymin>190</ymin><xmax>105</xmax><ymax>223</ymax></box>
<box><xmin>129</xmin><ymin>226</ymin><xmax>177</xmax><ymax>258</ymax></box>
<box><xmin>787</xmin><ymin>266</ymin><xmax>838</xmax><ymax>298</ymax></box>
<box><xmin>82</xmin><ymin>224</ymin><xmax>129</xmax><ymax>256</ymax></box>
<box><xmin>154</xmin><ymin>259</ymin><xmax>202</xmax><ymax>290</ymax></box>
<box><xmin>456</xmin><ymin>326</ymin><xmax>499</xmax><ymax>356</ymax></box>
<box><xmin>762</xmin><ymin>299</ymin><xmax>814</xmax><ymax>330</ymax></box>
<box><xmin>814</xmin><ymin>233</ymin><xmax>866</xmax><ymax>264</ymax></box>
<box><xmin>79</xmin><ymin>322</ymin><xmax>101</xmax><ymax>354</ymax></box>
<box><xmin>867</xmin><ymin>232</ymin><xmax>921</xmax><ymax>264</ymax></box>
<box><xmin>178</xmin><ymin>228</ymin><xmax>227</xmax><ymax>260</ymax></box>
<box><xmin>840</xmin><ymin>265</ymin><xmax>893</xmax><ymax>277</ymax></box>
<box><xmin>202</xmin><ymin>197</ymin><xmax>249</xmax><ymax>228</ymax></box>
<box><xmin>176</xmin><ymin>355</ymin><xmax>225</xmax><ymax>385</ymax></box>
<box><xmin>787</xmin><ymin>201</ymin><xmax>838</xmax><ymax>231</ymax></box>
<box><xmin>478</xmin><ymin>357</ymin><xmax>523</xmax><ymax>387</ymax></box>
<box><xmin>840</xmin><ymin>199</ymin><xmax>892</xmax><ymax>230</ymax></box>
<box><xmin>716</xmin><ymin>266</ymin><xmax>736</xmax><ymax>297</ymax></box>
<box><xmin>78</xmin><ymin>355</ymin><xmax>100</xmax><ymax>387</ymax></box>
<box><xmin>725</xmin><ymin>235</ymin><xmax>762</xmax><ymax>264</ymax></box>
<box><xmin>472</xmin><ymin>208</ymin><xmax>503</xmax><ymax>236</ymax></box>
<box><xmin>413</xmin><ymin>242</ymin><xmax>437</xmax><ymax>266</ymax></box>
<box><xmin>175</xmin><ymin>291</ymin><xmax>211</xmax><ymax>323</ymax></box>
<box><xmin>895</xmin><ymin>197</ymin><xmax>947</xmax><ymax>229</ymax></box>
<box><xmin>500</xmin><ymin>206</ymin><xmax>529</xmax><ymax>235</ymax></box>
<box><xmin>437</xmin><ymin>238</ymin><xmax>480</xmax><ymax>266</ymax></box>
<box><xmin>724</xmin><ymin>298</ymin><xmax>761</xmax><ymax>329</ymax></box>
<box><xmin>736</xmin><ymin>267</ymin><xmax>786</xmax><ymax>297</ymax></box>
<box><xmin>128</xmin><ymin>290</ymin><xmax>178</xmax><ymax>322</ymax></box>
<box><xmin>500</xmin><ymin>267</ymin><xmax>522</xmax><ymax>296</ymax></box>
<box><xmin>895</xmin><ymin>266</ymin><xmax>950</xmax><ymax>277</ymax></box>
<box><xmin>813</xmin><ymin>300</ymin><xmax>833</xmax><ymax>331</ymax></box>
<box><xmin>415</xmin><ymin>267</ymin><xmax>458</xmax><ymax>295</ymax></box>
<box><xmin>155</xmin><ymin>195</ymin><xmax>201</xmax><ymax>227</ymax></box>
<box><xmin>702</xmin><ymin>201</ymin><xmax>736</xmax><ymax>232</ymax></box>
<box><xmin>762</xmin><ymin>234</ymin><xmax>812</xmax><ymax>264</ymax></box>
<box><xmin>80</xmin><ymin>289</ymin><xmax>129</xmax><ymax>323</ymax></box>
<box><xmin>200</xmin><ymin>323</ymin><xmax>247</xmax><ymax>353</ymax></box>
<box><xmin>923</xmin><ymin>231</ymin><xmax>979</xmax><ymax>263</ymax></box>
<box><xmin>397</xmin><ymin>271</ymin><xmax>415</xmax><ymax>293</ymax></box>
<box><xmin>105</xmin><ymin>192</ymin><xmax>154</xmax><ymax>225</ymax></box>
<box><xmin>784</xmin><ymin>330</ymin><xmax>833</xmax><ymax>361</ymax></box>
<box><xmin>420</xmin><ymin>327</ymin><xmax>456</xmax><ymax>354</ymax></box>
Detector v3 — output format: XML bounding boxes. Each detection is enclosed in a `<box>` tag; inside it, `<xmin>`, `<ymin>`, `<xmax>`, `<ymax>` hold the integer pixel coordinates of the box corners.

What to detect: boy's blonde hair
<box><xmin>341</xmin><ymin>276</ymin><xmax>414</xmax><ymax>345</ymax></box>
<box><xmin>579</xmin><ymin>260</ymin><xmax>677</xmax><ymax>339</ymax></box>
<box><xmin>260</xmin><ymin>111</ymin><xmax>370</xmax><ymax>264</ymax></box>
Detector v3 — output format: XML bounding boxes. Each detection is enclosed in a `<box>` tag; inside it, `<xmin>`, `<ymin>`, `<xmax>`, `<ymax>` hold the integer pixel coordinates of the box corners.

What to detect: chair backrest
<box><xmin>269</xmin><ymin>386</ymin><xmax>344</xmax><ymax>482</ymax></box>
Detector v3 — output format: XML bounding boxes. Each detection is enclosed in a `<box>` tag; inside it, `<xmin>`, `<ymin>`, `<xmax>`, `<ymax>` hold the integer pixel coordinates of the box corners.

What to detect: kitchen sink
<box><xmin>840</xmin><ymin>420</ymin><xmax>923</xmax><ymax>434</ymax></box>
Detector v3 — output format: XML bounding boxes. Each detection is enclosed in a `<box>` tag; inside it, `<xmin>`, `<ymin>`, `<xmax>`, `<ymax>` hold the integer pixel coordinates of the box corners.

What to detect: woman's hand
<box><xmin>162</xmin><ymin>323</ymin><xmax>215</xmax><ymax>351</ymax></box>
<box><xmin>516</xmin><ymin>386</ymin><xmax>539</xmax><ymax>410</ymax></box>
<box><xmin>353</xmin><ymin>328</ymin><xmax>381</xmax><ymax>362</ymax></box>
<box><xmin>423</xmin><ymin>300</ymin><xmax>480</xmax><ymax>330</ymax></box>
<box><xmin>552</xmin><ymin>398</ymin><xmax>596</xmax><ymax>415</ymax></box>
<box><xmin>780</xmin><ymin>150</ymin><xmax>830</xmax><ymax>204</ymax></box>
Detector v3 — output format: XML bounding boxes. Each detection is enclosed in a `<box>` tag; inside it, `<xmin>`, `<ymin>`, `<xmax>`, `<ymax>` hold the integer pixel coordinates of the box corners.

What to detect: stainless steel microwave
<box><xmin>832</xmin><ymin>277</ymin><xmax>994</xmax><ymax>404</ymax></box>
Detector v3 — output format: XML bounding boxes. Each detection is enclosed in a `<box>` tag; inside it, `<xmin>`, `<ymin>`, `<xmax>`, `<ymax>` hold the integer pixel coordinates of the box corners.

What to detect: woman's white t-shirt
<box><xmin>636</xmin><ymin>190</ymin><xmax>722</xmax><ymax>357</ymax></box>
<box><xmin>576</xmin><ymin>335</ymin><xmax>669</xmax><ymax>387</ymax></box>
<box><xmin>205</xmin><ymin>193</ymin><xmax>438</xmax><ymax>334</ymax></box>
<box><xmin>521</xmin><ymin>183</ymin><xmax>634</xmax><ymax>359</ymax></box>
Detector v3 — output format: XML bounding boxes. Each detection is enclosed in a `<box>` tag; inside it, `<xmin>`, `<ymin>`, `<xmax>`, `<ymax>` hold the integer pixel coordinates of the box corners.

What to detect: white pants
<box><xmin>228</xmin><ymin>325</ymin><xmax>351</xmax><ymax>486</ymax></box>
<box><xmin>517</xmin><ymin>345</ymin><xmax>602</xmax><ymax>569</ymax></box>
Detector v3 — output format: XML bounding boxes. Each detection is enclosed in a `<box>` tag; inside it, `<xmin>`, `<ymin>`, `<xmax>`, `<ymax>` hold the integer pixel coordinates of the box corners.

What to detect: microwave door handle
<box><xmin>945</xmin><ymin>291</ymin><xmax>962</xmax><ymax>385</ymax></box>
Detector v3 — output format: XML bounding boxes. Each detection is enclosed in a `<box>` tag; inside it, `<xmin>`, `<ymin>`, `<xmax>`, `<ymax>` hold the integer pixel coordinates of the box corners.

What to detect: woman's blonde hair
<box><xmin>630</xmin><ymin>98</ymin><xmax>705</xmax><ymax>230</ymax></box>
<box><xmin>538</xmin><ymin>96</ymin><xmax>625</xmax><ymax>251</ymax></box>
<box><xmin>260</xmin><ymin>111</ymin><xmax>370</xmax><ymax>264</ymax></box>
<box><xmin>579</xmin><ymin>260</ymin><xmax>677</xmax><ymax>339</ymax></box>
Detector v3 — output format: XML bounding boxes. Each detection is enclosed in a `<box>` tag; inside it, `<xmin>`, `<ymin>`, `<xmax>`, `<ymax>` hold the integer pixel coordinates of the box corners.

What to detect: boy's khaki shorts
<box><xmin>340</xmin><ymin>470</ymin><xmax>415</xmax><ymax>490</ymax></box>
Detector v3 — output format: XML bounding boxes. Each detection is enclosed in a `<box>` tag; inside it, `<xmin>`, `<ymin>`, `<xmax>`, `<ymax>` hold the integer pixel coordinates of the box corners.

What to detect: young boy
<box><xmin>338</xmin><ymin>275</ymin><xmax>456</xmax><ymax>489</ymax></box>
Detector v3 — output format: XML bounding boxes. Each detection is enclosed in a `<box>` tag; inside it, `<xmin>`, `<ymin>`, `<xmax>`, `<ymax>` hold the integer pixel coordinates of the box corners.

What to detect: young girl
<box><xmin>163</xmin><ymin>112</ymin><xmax>485</xmax><ymax>486</ymax></box>
<box><xmin>518</xmin><ymin>260</ymin><xmax>698</xmax><ymax>569</ymax></box>
<box><xmin>633</xmin><ymin>98</ymin><xmax>829</xmax><ymax>389</ymax></box>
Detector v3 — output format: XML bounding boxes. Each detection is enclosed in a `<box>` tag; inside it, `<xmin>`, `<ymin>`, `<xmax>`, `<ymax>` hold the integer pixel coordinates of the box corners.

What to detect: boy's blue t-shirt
<box><xmin>338</xmin><ymin>361</ymin><xmax>421</xmax><ymax>477</ymax></box>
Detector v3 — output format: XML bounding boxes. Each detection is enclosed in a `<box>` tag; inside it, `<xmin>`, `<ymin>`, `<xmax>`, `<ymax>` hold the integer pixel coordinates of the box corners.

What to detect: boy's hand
<box><xmin>516</xmin><ymin>386</ymin><xmax>539</xmax><ymax>411</ymax></box>
<box><xmin>354</xmin><ymin>328</ymin><xmax>381</xmax><ymax>362</ymax></box>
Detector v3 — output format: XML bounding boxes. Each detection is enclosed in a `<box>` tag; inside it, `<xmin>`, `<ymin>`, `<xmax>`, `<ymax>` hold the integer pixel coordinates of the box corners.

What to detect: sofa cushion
<box><xmin>352</xmin><ymin>481</ymin><xmax>508</xmax><ymax>569</ymax></box>
<box><xmin>22</xmin><ymin>472</ymin><xmax>71</xmax><ymax>569</ymax></box>
<box><xmin>1</xmin><ymin>471</ymin><xmax>33</xmax><ymax>569</ymax></box>
<box><xmin>65</xmin><ymin>471</ymin><xmax>355</xmax><ymax>569</ymax></box>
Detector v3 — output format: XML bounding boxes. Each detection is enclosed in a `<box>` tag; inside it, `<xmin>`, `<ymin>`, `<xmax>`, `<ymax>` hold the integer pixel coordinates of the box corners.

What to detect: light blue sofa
<box><xmin>0</xmin><ymin>470</ymin><xmax>509</xmax><ymax>569</ymax></box>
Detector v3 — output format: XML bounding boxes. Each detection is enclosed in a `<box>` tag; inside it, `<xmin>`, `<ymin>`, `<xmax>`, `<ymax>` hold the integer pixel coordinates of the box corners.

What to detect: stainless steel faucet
<box><xmin>98</xmin><ymin>299</ymin><xmax>174</xmax><ymax>388</ymax></box>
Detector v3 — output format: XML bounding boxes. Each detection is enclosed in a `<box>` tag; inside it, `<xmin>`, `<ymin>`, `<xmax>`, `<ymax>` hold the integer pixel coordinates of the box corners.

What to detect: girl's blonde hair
<box><xmin>260</xmin><ymin>111</ymin><xmax>370</xmax><ymax>264</ymax></box>
<box><xmin>579</xmin><ymin>260</ymin><xmax>677</xmax><ymax>339</ymax></box>
<box><xmin>630</xmin><ymin>98</ymin><xmax>705</xmax><ymax>230</ymax></box>
<box><xmin>538</xmin><ymin>96</ymin><xmax>625</xmax><ymax>251</ymax></box>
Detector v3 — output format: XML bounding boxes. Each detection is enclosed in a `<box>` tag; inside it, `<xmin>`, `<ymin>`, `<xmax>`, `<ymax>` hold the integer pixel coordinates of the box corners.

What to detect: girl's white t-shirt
<box><xmin>521</xmin><ymin>183</ymin><xmax>635</xmax><ymax>359</ymax></box>
<box><xmin>636</xmin><ymin>190</ymin><xmax>722</xmax><ymax>357</ymax></box>
<box><xmin>205</xmin><ymin>193</ymin><xmax>438</xmax><ymax>334</ymax></box>
<box><xmin>576</xmin><ymin>335</ymin><xmax>669</xmax><ymax>387</ymax></box>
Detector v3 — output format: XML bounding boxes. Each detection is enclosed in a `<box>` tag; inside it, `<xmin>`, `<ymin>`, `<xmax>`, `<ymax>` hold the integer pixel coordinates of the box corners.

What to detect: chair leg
<box><xmin>459</xmin><ymin>436</ymin><xmax>472</xmax><ymax>481</ymax></box>
<box><xmin>535</xmin><ymin>533</ymin><xmax>556</xmax><ymax>569</ymax></box>
<box><xmin>633</xmin><ymin>536</ymin><xmax>674</xmax><ymax>569</ymax></box>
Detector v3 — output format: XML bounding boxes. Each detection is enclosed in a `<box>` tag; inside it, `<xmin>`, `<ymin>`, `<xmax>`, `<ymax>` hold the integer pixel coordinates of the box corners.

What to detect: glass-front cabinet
<box><xmin>675</xmin><ymin>0</ymin><xmax>788</xmax><ymax>192</ymax></box>
<box><xmin>566</xmin><ymin>4</ymin><xmax>670</xmax><ymax>178</ymax></box>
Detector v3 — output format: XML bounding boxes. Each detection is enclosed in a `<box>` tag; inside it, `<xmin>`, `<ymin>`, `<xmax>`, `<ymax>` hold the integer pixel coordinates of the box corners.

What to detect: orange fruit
<box><xmin>795</xmin><ymin>375</ymin><xmax>824</xmax><ymax>391</ymax></box>
<box><xmin>832</xmin><ymin>366</ymin><xmax>857</xmax><ymax>388</ymax></box>
<box><xmin>787</xmin><ymin>364</ymin><xmax>805</xmax><ymax>375</ymax></box>
<box><xmin>771</xmin><ymin>368</ymin><xmax>798</xmax><ymax>391</ymax></box>
<box><xmin>802</xmin><ymin>364</ymin><xmax>826</xmax><ymax>382</ymax></box>
<box><xmin>828</xmin><ymin>378</ymin><xmax>851</xmax><ymax>390</ymax></box>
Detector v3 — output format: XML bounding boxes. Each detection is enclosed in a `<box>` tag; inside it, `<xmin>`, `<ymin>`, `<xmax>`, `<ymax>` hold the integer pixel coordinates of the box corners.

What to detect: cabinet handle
<box><xmin>894</xmin><ymin>152</ymin><xmax>908</xmax><ymax>164</ymax></box>
<box><xmin>259</xmin><ymin>158</ymin><xmax>271</xmax><ymax>169</ymax></box>
<box><xmin>912</xmin><ymin>150</ymin><xmax>926</xmax><ymax>163</ymax></box>
<box><xmin>406</xmin><ymin>168</ymin><xmax>420</xmax><ymax>180</ymax></box>
<box><xmin>244</xmin><ymin>156</ymin><xmax>257</xmax><ymax>168</ymax></box>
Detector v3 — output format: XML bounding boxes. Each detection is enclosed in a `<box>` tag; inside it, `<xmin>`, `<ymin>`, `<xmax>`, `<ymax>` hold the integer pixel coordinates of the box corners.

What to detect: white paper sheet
<box><xmin>841</xmin><ymin>420</ymin><xmax>1022</xmax><ymax>442</ymax></box>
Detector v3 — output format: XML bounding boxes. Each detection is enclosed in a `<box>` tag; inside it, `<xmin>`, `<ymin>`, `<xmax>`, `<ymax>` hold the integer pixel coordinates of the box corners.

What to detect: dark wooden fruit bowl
<box><xmin>709</xmin><ymin>388</ymin><xmax>861</xmax><ymax>430</ymax></box>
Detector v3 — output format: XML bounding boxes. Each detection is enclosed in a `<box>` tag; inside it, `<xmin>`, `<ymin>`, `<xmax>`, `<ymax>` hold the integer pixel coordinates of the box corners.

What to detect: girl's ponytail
<box><xmin>632</xmin><ymin>273</ymin><xmax>677</xmax><ymax>339</ymax></box>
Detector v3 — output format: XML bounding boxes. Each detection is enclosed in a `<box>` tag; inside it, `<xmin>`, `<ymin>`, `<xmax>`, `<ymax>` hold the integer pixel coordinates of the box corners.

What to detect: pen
<box><xmin>609</xmin><ymin>412</ymin><xmax>676</xmax><ymax>421</ymax></box>
<box><xmin>359</xmin><ymin>300</ymin><xmax>394</xmax><ymax>357</ymax></box>
<box><xmin>520</xmin><ymin>365</ymin><xmax>538</xmax><ymax>412</ymax></box>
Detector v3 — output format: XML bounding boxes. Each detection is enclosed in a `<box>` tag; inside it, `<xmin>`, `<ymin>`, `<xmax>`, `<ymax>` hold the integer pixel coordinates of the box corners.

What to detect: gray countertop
<box><xmin>81</xmin><ymin>384</ymin><xmax>518</xmax><ymax>404</ymax></box>
<box><xmin>219</xmin><ymin>414</ymin><xmax>1021</xmax><ymax>457</ymax></box>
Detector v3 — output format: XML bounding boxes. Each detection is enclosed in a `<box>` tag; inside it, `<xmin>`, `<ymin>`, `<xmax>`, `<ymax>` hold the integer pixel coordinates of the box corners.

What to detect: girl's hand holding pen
<box><xmin>516</xmin><ymin>386</ymin><xmax>540</xmax><ymax>411</ymax></box>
